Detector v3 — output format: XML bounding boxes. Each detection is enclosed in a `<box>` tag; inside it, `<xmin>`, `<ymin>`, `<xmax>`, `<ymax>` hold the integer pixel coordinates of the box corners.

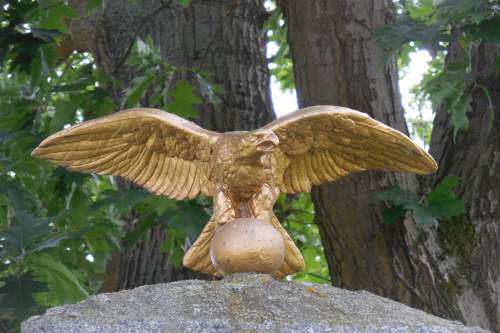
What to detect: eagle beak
<box><xmin>256</xmin><ymin>131</ymin><xmax>279</xmax><ymax>152</ymax></box>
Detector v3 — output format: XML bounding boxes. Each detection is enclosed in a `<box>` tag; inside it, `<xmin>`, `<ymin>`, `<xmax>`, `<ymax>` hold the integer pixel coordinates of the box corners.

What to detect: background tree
<box><xmin>280</xmin><ymin>0</ymin><xmax>499</xmax><ymax>331</ymax></box>
<box><xmin>0</xmin><ymin>0</ymin><xmax>277</xmax><ymax>330</ymax></box>
<box><xmin>1</xmin><ymin>0</ymin><xmax>498</xmax><ymax>332</ymax></box>
<box><xmin>63</xmin><ymin>0</ymin><xmax>275</xmax><ymax>291</ymax></box>
<box><xmin>0</xmin><ymin>0</ymin><xmax>325</xmax><ymax>331</ymax></box>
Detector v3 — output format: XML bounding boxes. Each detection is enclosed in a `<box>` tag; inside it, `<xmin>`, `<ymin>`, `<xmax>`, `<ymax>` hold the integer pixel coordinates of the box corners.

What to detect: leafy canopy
<box><xmin>0</xmin><ymin>0</ymin><xmax>218</xmax><ymax>330</ymax></box>
<box><xmin>376</xmin><ymin>0</ymin><xmax>500</xmax><ymax>136</ymax></box>
<box><xmin>0</xmin><ymin>1</ymin><xmax>326</xmax><ymax>331</ymax></box>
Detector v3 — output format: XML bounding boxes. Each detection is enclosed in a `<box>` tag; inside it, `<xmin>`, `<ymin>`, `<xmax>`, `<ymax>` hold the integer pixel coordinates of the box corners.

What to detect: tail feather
<box><xmin>182</xmin><ymin>218</ymin><xmax>219</xmax><ymax>276</ymax></box>
<box><xmin>269</xmin><ymin>215</ymin><xmax>305</xmax><ymax>278</ymax></box>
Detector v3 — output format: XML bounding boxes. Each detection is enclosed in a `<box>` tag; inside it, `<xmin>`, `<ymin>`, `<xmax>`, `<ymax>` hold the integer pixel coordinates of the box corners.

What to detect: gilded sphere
<box><xmin>210</xmin><ymin>218</ymin><xmax>285</xmax><ymax>276</ymax></box>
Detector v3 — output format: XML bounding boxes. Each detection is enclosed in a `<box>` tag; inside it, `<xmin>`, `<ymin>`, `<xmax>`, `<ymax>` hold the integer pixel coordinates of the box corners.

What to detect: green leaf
<box><xmin>85</xmin><ymin>0</ymin><xmax>103</xmax><ymax>13</ymax></box>
<box><xmin>0</xmin><ymin>177</ymin><xmax>37</xmax><ymax>211</ymax></box>
<box><xmin>377</xmin><ymin>177</ymin><xmax>464</xmax><ymax>226</ymax></box>
<box><xmin>407</xmin><ymin>0</ymin><xmax>436</xmax><ymax>20</ymax></box>
<box><xmin>381</xmin><ymin>206</ymin><xmax>406</xmax><ymax>224</ymax></box>
<box><xmin>49</xmin><ymin>98</ymin><xmax>78</xmax><ymax>132</ymax></box>
<box><xmin>195</xmin><ymin>73</ymin><xmax>222</xmax><ymax>111</ymax></box>
<box><xmin>53</xmin><ymin>77</ymin><xmax>95</xmax><ymax>92</ymax></box>
<box><xmin>409</xmin><ymin>202</ymin><xmax>437</xmax><ymax>226</ymax></box>
<box><xmin>374</xmin><ymin>14</ymin><xmax>446</xmax><ymax>64</ymax></box>
<box><xmin>164</xmin><ymin>200</ymin><xmax>209</xmax><ymax>237</ymax></box>
<box><xmin>427</xmin><ymin>176</ymin><xmax>459</xmax><ymax>202</ymax></box>
<box><xmin>122</xmin><ymin>73</ymin><xmax>155</xmax><ymax>108</ymax></box>
<box><xmin>449</xmin><ymin>93</ymin><xmax>472</xmax><ymax>138</ymax></box>
<box><xmin>167</xmin><ymin>79</ymin><xmax>202</xmax><ymax>118</ymax></box>
<box><xmin>31</xmin><ymin>29</ymin><xmax>62</xmax><ymax>42</ymax></box>
<box><xmin>291</xmin><ymin>210</ymin><xmax>314</xmax><ymax>224</ymax></box>
<box><xmin>161</xmin><ymin>234</ymin><xmax>184</xmax><ymax>268</ymax></box>
<box><xmin>94</xmin><ymin>189</ymin><xmax>151</xmax><ymax>211</ymax></box>
<box><xmin>0</xmin><ymin>274</ymin><xmax>48</xmax><ymax>321</ymax></box>
<box><xmin>375</xmin><ymin>186</ymin><xmax>418</xmax><ymax>207</ymax></box>
<box><xmin>30</xmin><ymin>253</ymin><xmax>89</xmax><ymax>305</ymax></box>
<box><xmin>62</xmin><ymin>187</ymin><xmax>90</xmax><ymax>225</ymax></box>
<box><xmin>177</xmin><ymin>0</ymin><xmax>192</xmax><ymax>8</ymax></box>
<box><xmin>39</xmin><ymin>3</ymin><xmax>77</xmax><ymax>33</ymax></box>
<box><xmin>303</xmin><ymin>248</ymin><xmax>321</xmax><ymax>272</ymax></box>
<box><xmin>265</xmin><ymin>8</ymin><xmax>295</xmax><ymax>91</ymax></box>
<box><xmin>32</xmin><ymin>234</ymin><xmax>68</xmax><ymax>253</ymax></box>
<box><xmin>0</xmin><ymin>211</ymin><xmax>65</xmax><ymax>259</ymax></box>
<box><xmin>124</xmin><ymin>218</ymin><xmax>155</xmax><ymax>247</ymax></box>
<box><xmin>143</xmin><ymin>196</ymin><xmax>177</xmax><ymax>216</ymax></box>
<box><xmin>464</xmin><ymin>16</ymin><xmax>500</xmax><ymax>43</ymax></box>
<box><xmin>127</xmin><ymin>37</ymin><xmax>162</xmax><ymax>67</ymax></box>
<box><xmin>427</xmin><ymin>176</ymin><xmax>465</xmax><ymax>218</ymax></box>
<box><xmin>377</xmin><ymin>187</ymin><xmax>436</xmax><ymax>225</ymax></box>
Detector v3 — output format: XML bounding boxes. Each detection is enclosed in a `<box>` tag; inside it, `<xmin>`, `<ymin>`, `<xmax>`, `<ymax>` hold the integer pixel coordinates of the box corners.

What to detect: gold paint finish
<box><xmin>32</xmin><ymin>105</ymin><xmax>438</xmax><ymax>278</ymax></box>
<box><xmin>210</xmin><ymin>218</ymin><xmax>285</xmax><ymax>276</ymax></box>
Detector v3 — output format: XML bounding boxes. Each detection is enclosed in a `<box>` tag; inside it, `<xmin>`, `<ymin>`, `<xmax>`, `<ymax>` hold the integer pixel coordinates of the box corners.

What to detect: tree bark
<box><xmin>281</xmin><ymin>0</ymin><xmax>461</xmax><ymax>320</ymax></box>
<box><xmin>69</xmin><ymin>0</ymin><xmax>274</xmax><ymax>290</ymax></box>
<box><xmin>429</xmin><ymin>41</ymin><xmax>500</xmax><ymax>332</ymax></box>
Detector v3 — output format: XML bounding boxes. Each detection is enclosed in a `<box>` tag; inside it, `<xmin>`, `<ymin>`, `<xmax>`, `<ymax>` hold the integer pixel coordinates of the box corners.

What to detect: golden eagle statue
<box><xmin>32</xmin><ymin>106</ymin><xmax>437</xmax><ymax>278</ymax></box>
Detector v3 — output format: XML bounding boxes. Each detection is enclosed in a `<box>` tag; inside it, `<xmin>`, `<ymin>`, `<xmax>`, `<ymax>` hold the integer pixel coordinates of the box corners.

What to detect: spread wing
<box><xmin>32</xmin><ymin>108</ymin><xmax>220</xmax><ymax>199</ymax></box>
<box><xmin>258</xmin><ymin>105</ymin><xmax>438</xmax><ymax>193</ymax></box>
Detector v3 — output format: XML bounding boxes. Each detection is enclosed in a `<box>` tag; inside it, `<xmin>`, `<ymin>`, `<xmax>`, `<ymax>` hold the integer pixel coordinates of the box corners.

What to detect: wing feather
<box><xmin>146</xmin><ymin>154</ymin><xmax>165</xmax><ymax>190</ymax></box>
<box><xmin>163</xmin><ymin>159</ymin><xmax>180</xmax><ymax>197</ymax></box>
<box><xmin>184</xmin><ymin>163</ymin><xmax>197</xmax><ymax>200</ymax></box>
<box><xmin>32</xmin><ymin>108</ymin><xmax>219</xmax><ymax>199</ymax></box>
<box><xmin>93</xmin><ymin>152</ymin><xmax>124</xmax><ymax>174</ymax></box>
<box><xmin>173</xmin><ymin>160</ymin><xmax>191</xmax><ymax>199</ymax></box>
<box><xmin>319</xmin><ymin>150</ymin><xmax>337</xmax><ymax>179</ymax></box>
<box><xmin>258</xmin><ymin>105</ymin><xmax>437</xmax><ymax>193</ymax></box>
<box><xmin>306</xmin><ymin>154</ymin><xmax>321</xmax><ymax>184</ymax></box>
<box><xmin>188</xmin><ymin>167</ymin><xmax>201</xmax><ymax>199</ymax></box>
<box><xmin>136</xmin><ymin>151</ymin><xmax>159</xmax><ymax>186</ymax></box>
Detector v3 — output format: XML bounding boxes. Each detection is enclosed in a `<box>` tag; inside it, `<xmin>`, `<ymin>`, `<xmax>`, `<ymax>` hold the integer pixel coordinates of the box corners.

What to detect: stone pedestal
<box><xmin>22</xmin><ymin>273</ymin><xmax>489</xmax><ymax>333</ymax></box>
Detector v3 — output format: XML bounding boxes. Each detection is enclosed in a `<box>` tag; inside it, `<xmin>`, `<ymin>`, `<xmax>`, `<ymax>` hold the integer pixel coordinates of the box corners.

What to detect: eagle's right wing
<box><xmin>32</xmin><ymin>108</ymin><xmax>220</xmax><ymax>199</ymax></box>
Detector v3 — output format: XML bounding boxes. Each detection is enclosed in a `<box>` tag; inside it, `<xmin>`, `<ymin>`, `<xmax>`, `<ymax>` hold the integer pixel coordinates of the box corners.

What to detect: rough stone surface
<box><xmin>22</xmin><ymin>273</ymin><xmax>489</xmax><ymax>333</ymax></box>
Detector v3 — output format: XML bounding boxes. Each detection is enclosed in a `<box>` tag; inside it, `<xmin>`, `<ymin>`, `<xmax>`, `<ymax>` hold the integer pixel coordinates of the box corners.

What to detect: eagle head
<box><xmin>214</xmin><ymin>130</ymin><xmax>279</xmax><ymax>198</ymax></box>
<box><xmin>214</xmin><ymin>130</ymin><xmax>279</xmax><ymax>164</ymax></box>
<box><xmin>239</xmin><ymin>130</ymin><xmax>280</xmax><ymax>157</ymax></box>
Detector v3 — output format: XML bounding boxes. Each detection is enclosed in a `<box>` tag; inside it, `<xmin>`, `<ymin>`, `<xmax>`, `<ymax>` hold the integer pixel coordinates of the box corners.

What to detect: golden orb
<box><xmin>210</xmin><ymin>218</ymin><xmax>285</xmax><ymax>276</ymax></box>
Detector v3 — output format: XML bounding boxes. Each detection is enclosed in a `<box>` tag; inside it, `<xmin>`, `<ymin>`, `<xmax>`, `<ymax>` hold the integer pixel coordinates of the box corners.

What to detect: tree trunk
<box><xmin>429</xmin><ymin>41</ymin><xmax>500</xmax><ymax>332</ymax></box>
<box><xmin>281</xmin><ymin>0</ymin><xmax>461</xmax><ymax>320</ymax></box>
<box><xmin>69</xmin><ymin>0</ymin><xmax>274</xmax><ymax>290</ymax></box>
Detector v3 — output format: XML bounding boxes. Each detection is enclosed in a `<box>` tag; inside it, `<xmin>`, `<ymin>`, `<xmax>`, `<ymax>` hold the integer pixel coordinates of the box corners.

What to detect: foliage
<box><xmin>376</xmin><ymin>176</ymin><xmax>465</xmax><ymax>227</ymax></box>
<box><xmin>123</xmin><ymin>37</ymin><xmax>220</xmax><ymax>118</ymax></box>
<box><xmin>0</xmin><ymin>3</ymin><xmax>114</xmax><ymax>329</ymax></box>
<box><xmin>176</xmin><ymin>0</ymin><xmax>192</xmax><ymax>8</ymax></box>
<box><xmin>265</xmin><ymin>1</ymin><xmax>295</xmax><ymax>92</ymax></box>
<box><xmin>3</xmin><ymin>0</ymin><xmax>493</xmax><ymax>331</ymax></box>
<box><xmin>376</xmin><ymin>0</ymin><xmax>500</xmax><ymax>136</ymax></box>
<box><xmin>0</xmin><ymin>1</ymin><xmax>221</xmax><ymax>331</ymax></box>
<box><xmin>407</xmin><ymin>111</ymin><xmax>433</xmax><ymax>148</ymax></box>
<box><xmin>276</xmin><ymin>194</ymin><xmax>330</xmax><ymax>284</ymax></box>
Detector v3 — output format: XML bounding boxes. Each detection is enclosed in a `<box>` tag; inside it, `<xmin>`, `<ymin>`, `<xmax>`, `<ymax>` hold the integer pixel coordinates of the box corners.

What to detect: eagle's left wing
<box><xmin>32</xmin><ymin>108</ymin><xmax>220</xmax><ymax>199</ymax></box>
<box><xmin>257</xmin><ymin>105</ymin><xmax>437</xmax><ymax>193</ymax></box>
